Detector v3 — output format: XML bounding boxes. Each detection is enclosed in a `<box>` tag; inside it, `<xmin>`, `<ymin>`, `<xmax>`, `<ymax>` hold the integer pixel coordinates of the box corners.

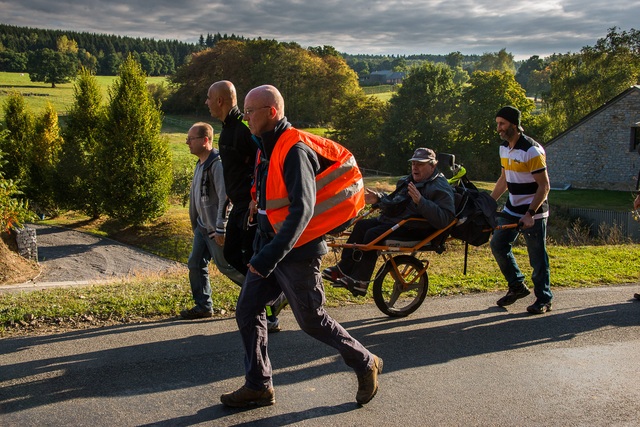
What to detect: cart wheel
<box><xmin>372</xmin><ymin>255</ymin><xmax>428</xmax><ymax>317</ymax></box>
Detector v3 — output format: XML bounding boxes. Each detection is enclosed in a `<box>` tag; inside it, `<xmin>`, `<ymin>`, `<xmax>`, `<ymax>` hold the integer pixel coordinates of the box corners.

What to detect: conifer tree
<box><xmin>99</xmin><ymin>55</ymin><xmax>172</xmax><ymax>225</ymax></box>
<box><xmin>1</xmin><ymin>93</ymin><xmax>34</xmax><ymax>183</ymax></box>
<box><xmin>59</xmin><ymin>68</ymin><xmax>104</xmax><ymax>217</ymax></box>
<box><xmin>29</xmin><ymin>103</ymin><xmax>63</xmax><ymax>215</ymax></box>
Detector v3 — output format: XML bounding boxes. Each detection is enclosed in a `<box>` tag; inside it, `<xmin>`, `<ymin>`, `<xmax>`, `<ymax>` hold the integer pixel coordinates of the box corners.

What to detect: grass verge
<box><xmin>2</xmin><ymin>236</ymin><xmax>639</xmax><ymax>337</ymax></box>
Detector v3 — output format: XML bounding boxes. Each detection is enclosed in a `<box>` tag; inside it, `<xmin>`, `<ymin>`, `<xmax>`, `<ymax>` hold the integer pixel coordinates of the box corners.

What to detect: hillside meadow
<box><xmin>0</xmin><ymin>72</ymin><xmax>169</xmax><ymax>120</ymax></box>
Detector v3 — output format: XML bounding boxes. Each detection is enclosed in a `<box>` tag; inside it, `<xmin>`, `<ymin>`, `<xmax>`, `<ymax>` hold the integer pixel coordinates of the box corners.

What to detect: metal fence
<box><xmin>360</xmin><ymin>168</ymin><xmax>392</xmax><ymax>177</ymax></box>
<box><xmin>568</xmin><ymin>208</ymin><xmax>640</xmax><ymax>241</ymax></box>
<box><xmin>163</xmin><ymin>116</ymin><xmax>193</xmax><ymax>130</ymax></box>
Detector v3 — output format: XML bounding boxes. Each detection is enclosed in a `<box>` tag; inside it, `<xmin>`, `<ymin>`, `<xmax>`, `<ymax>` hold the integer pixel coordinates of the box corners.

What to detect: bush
<box><xmin>0</xmin><ymin>144</ymin><xmax>33</xmax><ymax>232</ymax></box>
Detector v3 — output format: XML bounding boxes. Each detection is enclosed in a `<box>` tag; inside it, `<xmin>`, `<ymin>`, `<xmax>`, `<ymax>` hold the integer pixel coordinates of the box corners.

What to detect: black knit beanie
<box><xmin>496</xmin><ymin>106</ymin><xmax>523</xmax><ymax>131</ymax></box>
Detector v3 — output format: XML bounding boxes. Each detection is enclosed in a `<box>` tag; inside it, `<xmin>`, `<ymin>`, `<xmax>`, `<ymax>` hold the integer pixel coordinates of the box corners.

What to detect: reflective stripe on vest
<box><xmin>261</xmin><ymin>128</ymin><xmax>364</xmax><ymax>247</ymax></box>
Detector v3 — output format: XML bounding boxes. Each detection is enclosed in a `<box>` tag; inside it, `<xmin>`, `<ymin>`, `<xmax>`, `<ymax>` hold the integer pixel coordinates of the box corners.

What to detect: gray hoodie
<box><xmin>189</xmin><ymin>150</ymin><xmax>228</xmax><ymax>237</ymax></box>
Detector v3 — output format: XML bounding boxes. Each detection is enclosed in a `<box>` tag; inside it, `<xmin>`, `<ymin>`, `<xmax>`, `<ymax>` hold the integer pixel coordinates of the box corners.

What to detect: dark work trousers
<box><xmin>235</xmin><ymin>257</ymin><xmax>373</xmax><ymax>391</ymax></box>
<box><xmin>224</xmin><ymin>205</ymin><xmax>256</xmax><ymax>277</ymax></box>
<box><xmin>338</xmin><ymin>217</ymin><xmax>419</xmax><ymax>283</ymax></box>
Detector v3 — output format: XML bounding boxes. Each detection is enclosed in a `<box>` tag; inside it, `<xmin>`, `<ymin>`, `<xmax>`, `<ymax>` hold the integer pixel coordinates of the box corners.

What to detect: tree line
<box><xmin>0</xmin><ymin>24</ymin><xmax>239</xmax><ymax>76</ymax></box>
<box><xmin>164</xmin><ymin>28</ymin><xmax>639</xmax><ymax>179</ymax></box>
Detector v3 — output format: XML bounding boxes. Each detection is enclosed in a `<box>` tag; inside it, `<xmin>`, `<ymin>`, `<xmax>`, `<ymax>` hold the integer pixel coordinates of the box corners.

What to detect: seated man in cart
<box><xmin>323</xmin><ymin>147</ymin><xmax>455</xmax><ymax>296</ymax></box>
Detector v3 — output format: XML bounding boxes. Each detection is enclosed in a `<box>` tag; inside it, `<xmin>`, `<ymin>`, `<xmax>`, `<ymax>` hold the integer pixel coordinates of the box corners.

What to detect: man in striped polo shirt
<box><xmin>490</xmin><ymin>106</ymin><xmax>553</xmax><ymax>314</ymax></box>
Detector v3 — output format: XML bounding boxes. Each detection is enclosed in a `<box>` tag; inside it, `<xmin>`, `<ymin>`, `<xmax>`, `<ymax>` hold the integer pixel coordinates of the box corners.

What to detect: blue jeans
<box><xmin>187</xmin><ymin>227</ymin><xmax>245</xmax><ymax>311</ymax></box>
<box><xmin>490</xmin><ymin>216</ymin><xmax>552</xmax><ymax>304</ymax></box>
<box><xmin>235</xmin><ymin>257</ymin><xmax>373</xmax><ymax>391</ymax></box>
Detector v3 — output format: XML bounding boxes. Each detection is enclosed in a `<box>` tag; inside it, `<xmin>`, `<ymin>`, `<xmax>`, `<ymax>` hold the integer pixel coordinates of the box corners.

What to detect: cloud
<box><xmin>1</xmin><ymin>0</ymin><xmax>638</xmax><ymax>59</ymax></box>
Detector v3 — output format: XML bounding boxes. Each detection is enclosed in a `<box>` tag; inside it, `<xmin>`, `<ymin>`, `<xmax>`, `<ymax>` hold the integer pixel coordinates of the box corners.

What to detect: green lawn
<box><xmin>0</xmin><ymin>71</ymin><xmax>168</xmax><ymax>120</ymax></box>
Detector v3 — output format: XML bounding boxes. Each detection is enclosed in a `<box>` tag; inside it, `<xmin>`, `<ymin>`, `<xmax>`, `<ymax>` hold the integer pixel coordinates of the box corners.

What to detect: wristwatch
<box><xmin>527</xmin><ymin>209</ymin><xmax>536</xmax><ymax>216</ymax></box>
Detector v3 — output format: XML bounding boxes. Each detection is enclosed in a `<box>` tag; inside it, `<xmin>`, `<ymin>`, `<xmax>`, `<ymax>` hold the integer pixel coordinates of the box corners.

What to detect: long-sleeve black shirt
<box><xmin>218</xmin><ymin>106</ymin><xmax>257</xmax><ymax>209</ymax></box>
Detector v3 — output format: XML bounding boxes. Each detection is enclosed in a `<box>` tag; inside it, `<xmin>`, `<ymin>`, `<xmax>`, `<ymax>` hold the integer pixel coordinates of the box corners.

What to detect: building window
<box><xmin>631</xmin><ymin>125</ymin><xmax>640</xmax><ymax>153</ymax></box>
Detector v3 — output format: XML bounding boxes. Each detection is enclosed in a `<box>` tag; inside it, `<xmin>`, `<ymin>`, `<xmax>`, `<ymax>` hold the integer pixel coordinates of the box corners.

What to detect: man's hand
<box><xmin>364</xmin><ymin>188</ymin><xmax>380</xmax><ymax>205</ymax></box>
<box><xmin>518</xmin><ymin>213</ymin><xmax>535</xmax><ymax>229</ymax></box>
<box><xmin>407</xmin><ymin>182</ymin><xmax>422</xmax><ymax>204</ymax></box>
<box><xmin>214</xmin><ymin>233</ymin><xmax>225</xmax><ymax>246</ymax></box>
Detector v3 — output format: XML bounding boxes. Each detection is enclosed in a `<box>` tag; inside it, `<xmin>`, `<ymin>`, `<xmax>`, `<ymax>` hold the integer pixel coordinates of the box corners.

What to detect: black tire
<box><xmin>372</xmin><ymin>255</ymin><xmax>429</xmax><ymax>317</ymax></box>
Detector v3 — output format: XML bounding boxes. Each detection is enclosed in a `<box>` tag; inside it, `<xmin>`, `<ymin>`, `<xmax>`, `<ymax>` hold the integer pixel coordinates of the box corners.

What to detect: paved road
<box><xmin>0</xmin><ymin>224</ymin><xmax>184</xmax><ymax>294</ymax></box>
<box><xmin>1</xmin><ymin>285</ymin><xmax>639</xmax><ymax>426</ymax></box>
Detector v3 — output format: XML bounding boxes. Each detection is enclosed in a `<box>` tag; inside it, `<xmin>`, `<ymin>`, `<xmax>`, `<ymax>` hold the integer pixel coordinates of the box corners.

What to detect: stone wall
<box><xmin>14</xmin><ymin>226</ymin><xmax>38</xmax><ymax>262</ymax></box>
<box><xmin>545</xmin><ymin>88</ymin><xmax>640</xmax><ymax>191</ymax></box>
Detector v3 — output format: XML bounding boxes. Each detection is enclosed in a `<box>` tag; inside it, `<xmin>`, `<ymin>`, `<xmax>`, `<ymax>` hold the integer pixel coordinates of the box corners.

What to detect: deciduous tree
<box><xmin>167</xmin><ymin>39</ymin><xmax>362</xmax><ymax>124</ymax></box>
<box><xmin>328</xmin><ymin>94</ymin><xmax>388</xmax><ymax>171</ymax></box>
<box><xmin>380</xmin><ymin>62</ymin><xmax>461</xmax><ymax>173</ymax></box>
<box><xmin>27</xmin><ymin>48</ymin><xmax>78</xmax><ymax>87</ymax></box>
<box><xmin>545</xmin><ymin>27</ymin><xmax>640</xmax><ymax>135</ymax></box>
<box><xmin>29</xmin><ymin>103</ymin><xmax>63</xmax><ymax>215</ymax></box>
<box><xmin>474</xmin><ymin>49</ymin><xmax>516</xmax><ymax>74</ymax></box>
<box><xmin>456</xmin><ymin>71</ymin><xmax>534</xmax><ymax>180</ymax></box>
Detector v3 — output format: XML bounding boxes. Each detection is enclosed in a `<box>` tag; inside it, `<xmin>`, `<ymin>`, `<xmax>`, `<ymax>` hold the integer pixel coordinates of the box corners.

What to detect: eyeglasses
<box><xmin>243</xmin><ymin>106</ymin><xmax>272</xmax><ymax>116</ymax></box>
<box><xmin>186</xmin><ymin>136</ymin><xmax>205</xmax><ymax>142</ymax></box>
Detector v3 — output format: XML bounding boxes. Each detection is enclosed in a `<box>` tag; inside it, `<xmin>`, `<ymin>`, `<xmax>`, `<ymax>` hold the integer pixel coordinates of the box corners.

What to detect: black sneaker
<box><xmin>180</xmin><ymin>307</ymin><xmax>213</xmax><ymax>319</ymax></box>
<box><xmin>339</xmin><ymin>276</ymin><xmax>368</xmax><ymax>297</ymax></box>
<box><xmin>527</xmin><ymin>301</ymin><xmax>552</xmax><ymax>314</ymax></box>
<box><xmin>634</xmin><ymin>293</ymin><xmax>640</xmax><ymax>301</ymax></box>
<box><xmin>322</xmin><ymin>266</ymin><xmax>344</xmax><ymax>282</ymax></box>
<box><xmin>496</xmin><ymin>285</ymin><xmax>531</xmax><ymax>307</ymax></box>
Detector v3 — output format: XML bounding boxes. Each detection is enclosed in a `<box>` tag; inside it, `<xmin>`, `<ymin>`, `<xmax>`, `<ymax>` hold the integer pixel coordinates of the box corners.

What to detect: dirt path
<box><xmin>0</xmin><ymin>224</ymin><xmax>185</xmax><ymax>292</ymax></box>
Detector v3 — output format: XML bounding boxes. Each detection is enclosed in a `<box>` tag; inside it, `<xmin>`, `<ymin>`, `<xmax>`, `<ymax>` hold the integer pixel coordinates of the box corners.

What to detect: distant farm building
<box><xmin>360</xmin><ymin>70</ymin><xmax>406</xmax><ymax>86</ymax></box>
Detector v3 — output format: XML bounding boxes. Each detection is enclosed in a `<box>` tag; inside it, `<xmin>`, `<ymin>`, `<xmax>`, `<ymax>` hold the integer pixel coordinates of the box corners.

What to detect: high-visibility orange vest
<box><xmin>257</xmin><ymin>128</ymin><xmax>364</xmax><ymax>247</ymax></box>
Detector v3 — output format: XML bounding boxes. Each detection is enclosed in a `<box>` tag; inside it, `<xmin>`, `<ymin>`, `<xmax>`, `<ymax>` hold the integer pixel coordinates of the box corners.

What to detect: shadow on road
<box><xmin>2</xmin><ymin>296</ymin><xmax>638</xmax><ymax>425</ymax></box>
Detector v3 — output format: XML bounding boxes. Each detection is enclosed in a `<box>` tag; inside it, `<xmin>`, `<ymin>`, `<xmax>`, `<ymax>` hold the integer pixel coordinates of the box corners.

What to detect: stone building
<box><xmin>545</xmin><ymin>85</ymin><xmax>640</xmax><ymax>191</ymax></box>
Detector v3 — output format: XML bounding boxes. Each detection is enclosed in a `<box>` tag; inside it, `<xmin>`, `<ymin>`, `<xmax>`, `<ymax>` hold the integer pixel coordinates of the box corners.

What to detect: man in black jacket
<box><xmin>206</xmin><ymin>80</ymin><xmax>286</xmax><ymax>331</ymax></box>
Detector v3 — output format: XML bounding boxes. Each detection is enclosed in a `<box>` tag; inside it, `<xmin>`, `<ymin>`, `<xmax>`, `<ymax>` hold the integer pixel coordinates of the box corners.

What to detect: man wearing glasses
<box><xmin>220</xmin><ymin>85</ymin><xmax>381</xmax><ymax>408</ymax></box>
<box><xmin>181</xmin><ymin>122</ymin><xmax>244</xmax><ymax>319</ymax></box>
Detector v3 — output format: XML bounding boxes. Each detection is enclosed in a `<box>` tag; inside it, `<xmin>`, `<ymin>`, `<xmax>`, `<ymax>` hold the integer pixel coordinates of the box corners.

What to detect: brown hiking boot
<box><xmin>356</xmin><ymin>355</ymin><xmax>383</xmax><ymax>404</ymax></box>
<box><xmin>220</xmin><ymin>385</ymin><xmax>275</xmax><ymax>408</ymax></box>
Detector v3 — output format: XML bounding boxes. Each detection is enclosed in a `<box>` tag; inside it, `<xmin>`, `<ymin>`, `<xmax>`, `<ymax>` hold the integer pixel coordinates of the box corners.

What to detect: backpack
<box><xmin>378</xmin><ymin>178</ymin><xmax>411</xmax><ymax>218</ymax></box>
<box><xmin>450</xmin><ymin>184</ymin><xmax>497</xmax><ymax>246</ymax></box>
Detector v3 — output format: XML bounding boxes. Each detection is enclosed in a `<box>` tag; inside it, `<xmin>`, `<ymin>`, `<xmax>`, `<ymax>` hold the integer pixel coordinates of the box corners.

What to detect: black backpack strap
<box><xmin>200</xmin><ymin>153</ymin><xmax>220</xmax><ymax>199</ymax></box>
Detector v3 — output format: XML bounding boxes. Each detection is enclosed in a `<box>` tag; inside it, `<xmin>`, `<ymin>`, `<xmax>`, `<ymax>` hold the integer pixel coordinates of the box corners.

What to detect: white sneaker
<box><xmin>267</xmin><ymin>318</ymin><xmax>281</xmax><ymax>333</ymax></box>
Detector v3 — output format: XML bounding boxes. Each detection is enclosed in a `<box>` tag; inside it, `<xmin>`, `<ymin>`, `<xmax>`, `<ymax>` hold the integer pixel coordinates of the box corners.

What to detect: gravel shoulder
<box><xmin>0</xmin><ymin>223</ymin><xmax>185</xmax><ymax>292</ymax></box>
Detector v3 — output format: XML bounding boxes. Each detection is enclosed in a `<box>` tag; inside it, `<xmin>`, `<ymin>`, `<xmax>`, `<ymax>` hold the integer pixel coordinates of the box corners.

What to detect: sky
<box><xmin>1</xmin><ymin>0</ymin><xmax>638</xmax><ymax>60</ymax></box>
